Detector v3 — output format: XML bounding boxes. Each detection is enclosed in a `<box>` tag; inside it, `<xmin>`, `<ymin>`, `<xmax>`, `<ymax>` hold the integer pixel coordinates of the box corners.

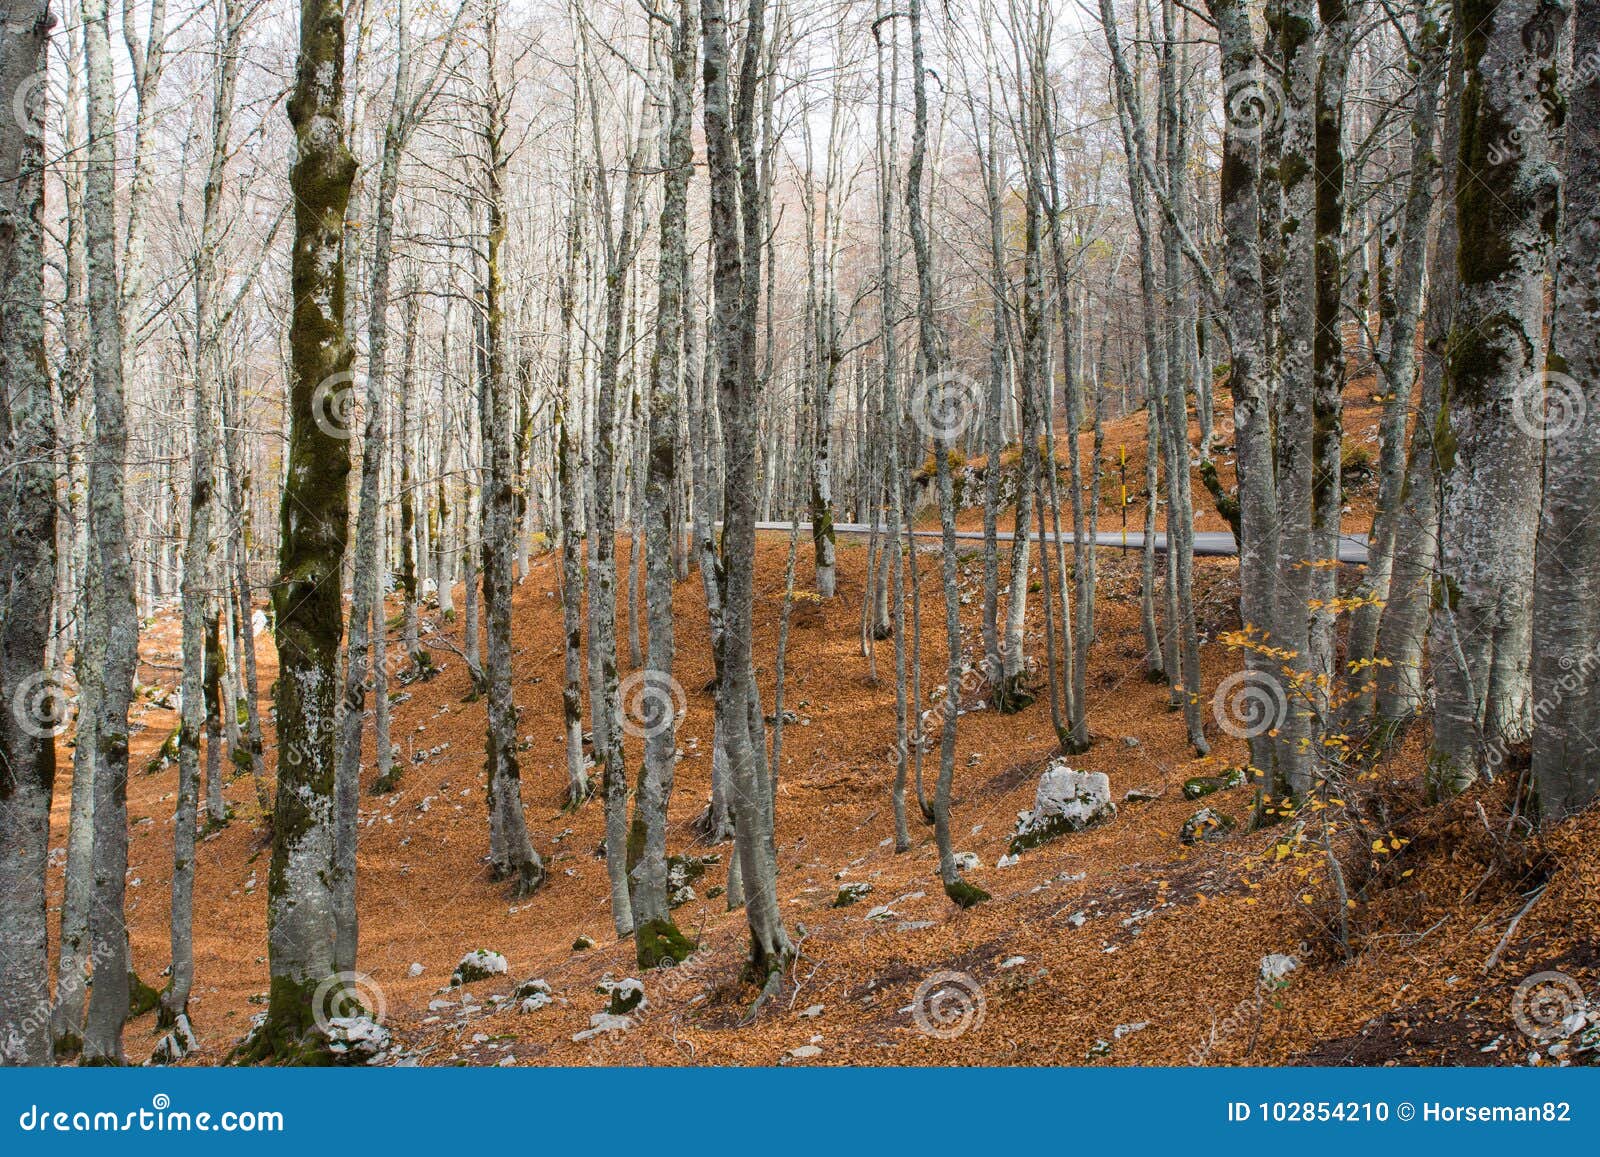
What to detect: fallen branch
<box><xmin>1482</xmin><ymin>884</ymin><xmax>1548</xmax><ymax>975</ymax></box>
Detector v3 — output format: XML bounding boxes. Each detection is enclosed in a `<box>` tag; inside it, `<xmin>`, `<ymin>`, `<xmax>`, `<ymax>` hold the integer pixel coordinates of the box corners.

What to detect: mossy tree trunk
<box><xmin>1307</xmin><ymin>0</ymin><xmax>1354</xmax><ymax>698</ymax></box>
<box><xmin>1270</xmin><ymin>0</ymin><xmax>1320</xmax><ymax>801</ymax></box>
<box><xmin>1530</xmin><ymin>0</ymin><xmax>1596</xmax><ymax>820</ymax></box>
<box><xmin>0</xmin><ymin>0</ymin><xmax>58</xmax><ymax>1068</ymax></box>
<box><xmin>1374</xmin><ymin>31</ymin><xmax>1462</xmax><ymax>725</ymax></box>
<box><xmin>910</xmin><ymin>0</ymin><xmax>987</xmax><ymax>910</ymax></box>
<box><xmin>703</xmin><ymin>0</ymin><xmax>793</xmax><ymax>978</ymax></box>
<box><xmin>82</xmin><ymin>0</ymin><xmax>140</xmax><ymax>1065</ymax></box>
<box><xmin>255</xmin><ymin>0</ymin><xmax>358</xmax><ymax>1061</ymax></box>
<box><xmin>475</xmin><ymin>0</ymin><xmax>543</xmax><ymax>897</ymax></box>
<box><xmin>630</xmin><ymin>0</ymin><xmax>698</xmax><ymax>967</ymax></box>
<box><xmin>1211</xmin><ymin>0</ymin><xmax>1281</xmax><ymax>787</ymax></box>
<box><xmin>999</xmin><ymin>111</ymin><xmax>1041</xmax><ymax>716</ymax></box>
<box><xmin>1427</xmin><ymin>0</ymin><xmax>1560</xmax><ymax>796</ymax></box>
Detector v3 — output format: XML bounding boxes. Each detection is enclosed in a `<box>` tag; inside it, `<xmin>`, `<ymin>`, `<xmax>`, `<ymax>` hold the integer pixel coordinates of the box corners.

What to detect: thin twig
<box><xmin>1483</xmin><ymin>884</ymin><xmax>1548</xmax><ymax>975</ymax></box>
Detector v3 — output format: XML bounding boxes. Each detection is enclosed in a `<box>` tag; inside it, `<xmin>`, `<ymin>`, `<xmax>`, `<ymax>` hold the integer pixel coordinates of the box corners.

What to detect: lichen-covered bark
<box><xmin>255</xmin><ymin>0</ymin><xmax>358</xmax><ymax>1060</ymax></box>
<box><xmin>1307</xmin><ymin>0</ymin><xmax>1355</xmax><ymax>694</ymax></box>
<box><xmin>476</xmin><ymin>13</ymin><xmax>543</xmax><ymax>897</ymax></box>
<box><xmin>1209</xmin><ymin>0</ymin><xmax>1281</xmax><ymax>786</ymax></box>
<box><xmin>1272</xmin><ymin>0</ymin><xmax>1320</xmax><ymax>800</ymax></box>
<box><xmin>1375</xmin><ymin>30</ymin><xmax>1464</xmax><ymax>724</ymax></box>
<box><xmin>0</xmin><ymin>0</ymin><xmax>58</xmax><ymax>1067</ymax></box>
<box><xmin>999</xmin><ymin>131</ymin><xmax>1041</xmax><ymax>715</ymax></box>
<box><xmin>1344</xmin><ymin>10</ymin><xmax>1444</xmax><ymax>724</ymax></box>
<box><xmin>628</xmin><ymin>0</ymin><xmax>697</xmax><ymax>964</ymax></box>
<box><xmin>909</xmin><ymin>0</ymin><xmax>986</xmax><ymax>910</ymax></box>
<box><xmin>51</xmin><ymin>45</ymin><xmax>96</xmax><ymax>1052</ymax></box>
<box><xmin>1530</xmin><ymin>0</ymin><xmax>1597</xmax><ymax>819</ymax></box>
<box><xmin>81</xmin><ymin>0</ymin><xmax>140</xmax><ymax>1065</ymax></box>
<box><xmin>1427</xmin><ymin>0</ymin><xmax>1561</xmax><ymax>795</ymax></box>
<box><xmin>703</xmin><ymin>0</ymin><xmax>793</xmax><ymax>976</ymax></box>
<box><xmin>556</xmin><ymin>179</ymin><xmax>589</xmax><ymax>810</ymax></box>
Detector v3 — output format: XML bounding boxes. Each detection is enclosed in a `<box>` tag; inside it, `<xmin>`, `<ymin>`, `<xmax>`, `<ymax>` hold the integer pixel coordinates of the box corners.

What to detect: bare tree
<box><xmin>1426</xmin><ymin>0</ymin><xmax>1560</xmax><ymax>796</ymax></box>
<box><xmin>0</xmin><ymin>0</ymin><xmax>58</xmax><ymax>1068</ymax></box>
<box><xmin>910</xmin><ymin>0</ymin><xmax>987</xmax><ymax>908</ymax></box>
<box><xmin>703</xmin><ymin>0</ymin><xmax>793</xmax><ymax>981</ymax></box>
<box><xmin>476</xmin><ymin>0</ymin><xmax>543</xmax><ymax>895</ymax></box>
<box><xmin>164</xmin><ymin>0</ymin><xmax>249</xmax><ymax>1051</ymax></box>
<box><xmin>1530</xmin><ymin>0</ymin><xmax>1596</xmax><ymax>819</ymax></box>
<box><xmin>81</xmin><ymin>0</ymin><xmax>140</xmax><ymax>1064</ymax></box>
<box><xmin>244</xmin><ymin>0</ymin><xmax>359</xmax><ymax>1062</ymax></box>
<box><xmin>628</xmin><ymin>0</ymin><xmax>698</xmax><ymax>967</ymax></box>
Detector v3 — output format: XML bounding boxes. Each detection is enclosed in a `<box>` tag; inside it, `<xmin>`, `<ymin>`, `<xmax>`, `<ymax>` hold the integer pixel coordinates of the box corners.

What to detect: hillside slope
<box><xmin>52</xmin><ymin>526</ymin><xmax>1600</xmax><ymax>1067</ymax></box>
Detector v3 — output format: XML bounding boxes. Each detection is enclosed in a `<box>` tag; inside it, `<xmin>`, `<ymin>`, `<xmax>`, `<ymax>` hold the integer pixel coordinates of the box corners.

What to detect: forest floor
<box><xmin>45</xmin><ymin>371</ymin><xmax>1600</xmax><ymax>1067</ymax></box>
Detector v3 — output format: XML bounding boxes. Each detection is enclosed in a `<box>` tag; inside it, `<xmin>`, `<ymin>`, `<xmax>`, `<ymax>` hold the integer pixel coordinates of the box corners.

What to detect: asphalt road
<box><xmin>754</xmin><ymin>522</ymin><xmax>1371</xmax><ymax>565</ymax></box>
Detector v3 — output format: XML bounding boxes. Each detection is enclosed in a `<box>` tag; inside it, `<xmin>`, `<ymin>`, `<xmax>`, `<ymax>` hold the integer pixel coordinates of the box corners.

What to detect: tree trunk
<box><xmin>477</xmin><ymin>7</ymin><xmax>544</xmax><ymax>895</ymax></box>
<box><xmin>1343</xmin><ymin>13</ymin><xmax>1443</xmax><ymax>724</ymax></box>
<box><xmin>1211</xmin><ymin>0</ymin><xmax>1281</xmax><ymax>787</ymax></box>
<box><xmin>910</xmin><ymin>0</ymin><xmax>986</xmax><ymax>910</ymax></box>
<box><xmin>0</xmin><ymin>0</ymin><xmax>58</xmax><ymax>1067</ymax></box>
<box><xmin>1270</xmin><ymin>0</ymin><xmax>1320</xmax><ymax>800</ymax></box>
<box><xmin>703</xmin><ymin>0</ymin><xmax>792</xmax><ymax>978</ymax></box>
<box><xmin>629</xmin><ymin>0</ymin><xmax>698</xmax><ymax>967</ymax></box>
<box><xmin>81</xmin><ymin>0</ymin><xmax>140</xmax><ymax>1065</ymax></box>
<box><xmin>1427</xmin><ymin>0</ymin><xmax>1559</xmax><ymax>796</ymax></box>
<box><xmin>1529</xmin><ymin>0</ymin><xmax>1596</xmax><ymax>819</ymax></box>
<box><xmin>248</xmin><ymin>0</ymin><xmax>358</xmax><ymax>1062</ymax></box>
<box><xmin>1307</xmin><ymin>0</ymin><xmax>1355</xmax><ymax>694</ymax></box>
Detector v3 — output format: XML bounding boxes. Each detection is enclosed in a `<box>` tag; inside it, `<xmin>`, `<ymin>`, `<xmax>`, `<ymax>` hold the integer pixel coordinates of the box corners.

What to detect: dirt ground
<box><xmin>46</xmin><ymin>371</ymin><xmax>1599</xmax><ymax>1067</ymax></box>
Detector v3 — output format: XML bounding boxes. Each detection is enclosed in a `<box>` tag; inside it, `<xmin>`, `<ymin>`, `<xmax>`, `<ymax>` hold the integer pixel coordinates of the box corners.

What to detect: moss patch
<box><xmin>635</xmin><ymin>918</ymin><xmax>697</xmax><ymax>969</ymax></box>
<box><xmin>944</xmin><ymin>877</ymin><xmax>991</xmax><ymax>909</ymax></box>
